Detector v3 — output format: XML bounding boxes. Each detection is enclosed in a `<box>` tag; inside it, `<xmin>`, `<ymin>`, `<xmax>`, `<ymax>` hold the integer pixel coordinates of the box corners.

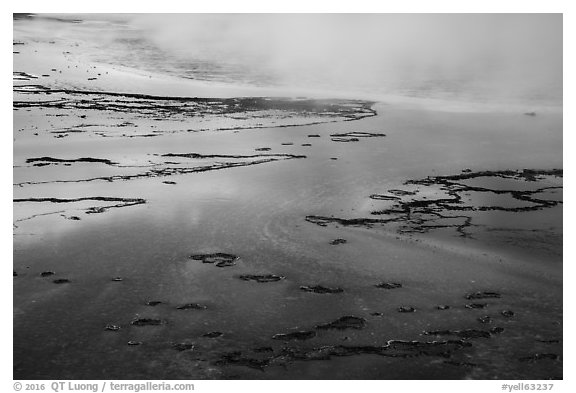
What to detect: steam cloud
<box><xmin>127</xmin><ymin>14</ymin><xmax>561</xmax><ymax>99</ymax></box>
<box><xmin>44</xmin><ymin>13</ymin><xmax>563</xmax><ymax>103</ymax></box>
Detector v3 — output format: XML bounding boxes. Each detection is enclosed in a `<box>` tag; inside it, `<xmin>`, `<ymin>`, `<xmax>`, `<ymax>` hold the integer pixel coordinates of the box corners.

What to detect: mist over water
<box><xmin>39</xmin><ymin>13</ymin><xmax>563</xmax><ymax>105</ymax></box>
<box><xmin>13</xmin><ymin>13</ymin><xmax>564</xmax><ymax>380</ymax></box>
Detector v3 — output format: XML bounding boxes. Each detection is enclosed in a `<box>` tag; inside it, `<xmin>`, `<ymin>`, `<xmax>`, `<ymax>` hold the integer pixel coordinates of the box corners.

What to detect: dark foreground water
<box><xmin>13</xmin><ymin>15</ymin><xmax>562</xmax><ymax>380</ymax></box>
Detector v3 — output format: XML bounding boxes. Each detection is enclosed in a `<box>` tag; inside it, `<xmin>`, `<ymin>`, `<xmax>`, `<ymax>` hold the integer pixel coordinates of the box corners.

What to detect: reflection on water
<box><xmin>13</xmin><ymin>105</ymin><xmax>563</xmax><ymax>379</ymax></box>
<box><xmin>13</xmin><ymin>14</ymin><xmax>562</xmax><ymax>380</ymax></box>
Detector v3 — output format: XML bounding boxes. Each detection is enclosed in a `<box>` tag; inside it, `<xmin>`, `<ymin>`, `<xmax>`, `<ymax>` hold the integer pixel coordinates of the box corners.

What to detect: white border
<box><xmin>4</xmin><ymin>2</ymin><xmax>572</xmax><ymax>391</ymax></box>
